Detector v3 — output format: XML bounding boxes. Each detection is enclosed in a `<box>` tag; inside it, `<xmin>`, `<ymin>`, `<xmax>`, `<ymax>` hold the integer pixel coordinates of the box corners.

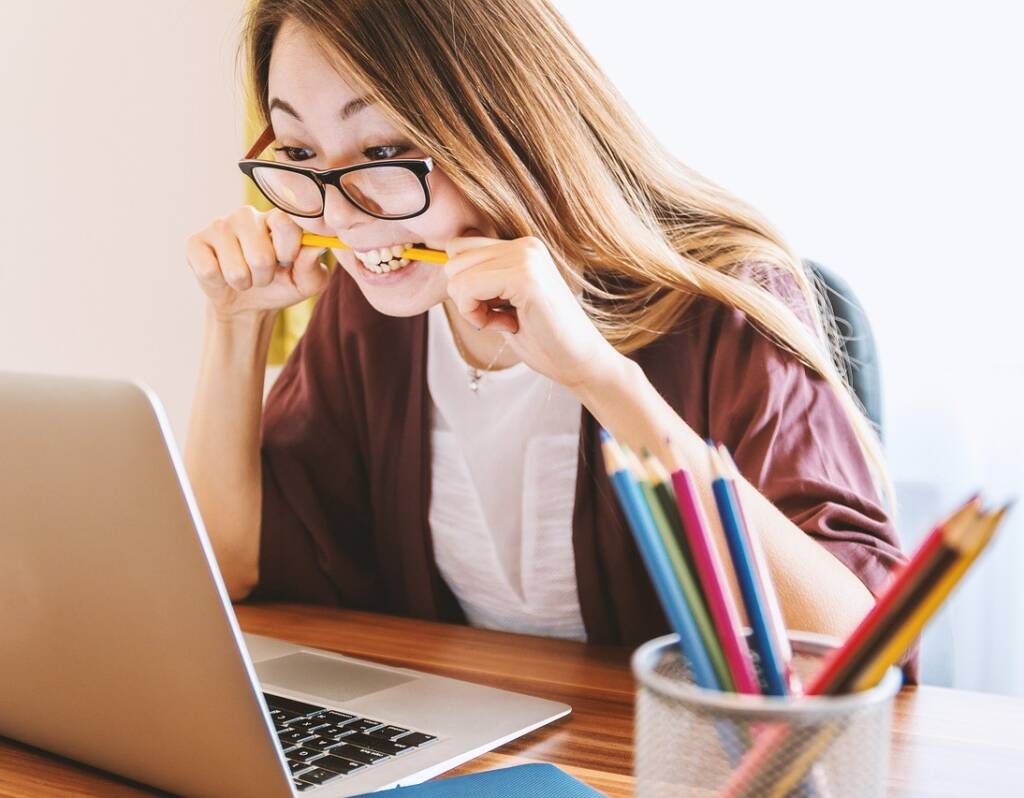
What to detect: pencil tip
<box><xmin>706</xmin><ymin>443</ymin><xmax>722</xmax><ymax>476</ymax></box>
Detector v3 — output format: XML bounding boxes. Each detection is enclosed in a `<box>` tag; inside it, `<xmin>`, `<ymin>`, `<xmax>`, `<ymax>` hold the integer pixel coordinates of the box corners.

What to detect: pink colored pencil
<box><xmin>668</xmin><ymin>454</ymin><xmax>760</xmax><ymax>694</ymax></box>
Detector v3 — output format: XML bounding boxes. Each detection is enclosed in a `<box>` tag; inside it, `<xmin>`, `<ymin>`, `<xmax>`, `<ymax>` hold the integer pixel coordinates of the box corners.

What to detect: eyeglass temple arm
<box><xmin>244</xmin><ymin>124</ymin><xmax>276</xmax><ymax>160</ymax></box>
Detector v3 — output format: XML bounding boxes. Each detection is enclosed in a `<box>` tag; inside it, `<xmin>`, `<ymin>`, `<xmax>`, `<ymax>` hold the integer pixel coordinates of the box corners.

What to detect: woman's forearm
<box><xmin>185</xmin><ymin>304</ymin><xmax>278</xmax><ymax>600</ymax></box>
<box><xmin>575</xmin><ymin>354</ymin><xmax>875</xmax><ymax>639</ymax></box>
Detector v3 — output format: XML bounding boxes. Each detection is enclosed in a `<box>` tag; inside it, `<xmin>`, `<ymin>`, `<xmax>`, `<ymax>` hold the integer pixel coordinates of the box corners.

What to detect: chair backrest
<box><xmin>801</xmin><ymin>259</ymin><xmax>883</xmax><ymax>439</ymax></box>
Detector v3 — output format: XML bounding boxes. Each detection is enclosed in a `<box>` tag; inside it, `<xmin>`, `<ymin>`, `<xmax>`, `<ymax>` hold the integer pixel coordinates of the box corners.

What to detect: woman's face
<box><xmin>266</xmin><ymin>17</ymin><xmax>495</xmax><ymax>317</ymax></box>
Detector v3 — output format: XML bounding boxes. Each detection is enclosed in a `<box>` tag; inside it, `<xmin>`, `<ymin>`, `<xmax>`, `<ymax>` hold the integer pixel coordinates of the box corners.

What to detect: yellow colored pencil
<box><xmin>300</xmin><ymin>233</ymin><xmax>448</xmax><ymax>264</ymax></box>
<box><xmin>851</xmin><ymin>504</ymin><xmax>1009</xmax><ymax>691</ymax></box>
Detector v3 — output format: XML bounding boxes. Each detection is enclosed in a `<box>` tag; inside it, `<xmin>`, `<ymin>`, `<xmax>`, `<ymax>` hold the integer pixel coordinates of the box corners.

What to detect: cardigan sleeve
<box><xmin>248</xmin><ymin>267</ymin><xmax>380</xmax><ymax>607</ymax></box>
<box><xmin>700</xmin><ymin>265</ymin><xmax>918</xmax><ymax>678</ymax></box>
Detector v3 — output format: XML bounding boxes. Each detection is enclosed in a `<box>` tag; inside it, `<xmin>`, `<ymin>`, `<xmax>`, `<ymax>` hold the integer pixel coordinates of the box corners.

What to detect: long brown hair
<box><xmin>240</xmin><ymin>0</ymin><xmax>894</xmax><ymax>508</ymax></box>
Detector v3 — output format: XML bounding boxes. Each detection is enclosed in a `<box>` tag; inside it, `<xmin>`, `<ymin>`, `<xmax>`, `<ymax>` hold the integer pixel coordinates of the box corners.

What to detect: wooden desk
<box><xmin>2</xmin><ymin>603</ymin><xmax>1023</xmax><ymax>797</ymax></box>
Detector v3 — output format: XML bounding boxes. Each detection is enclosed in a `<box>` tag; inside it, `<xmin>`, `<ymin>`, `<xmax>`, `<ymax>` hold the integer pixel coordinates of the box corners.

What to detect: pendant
<box><xmin>469</xmin><ymin>368</ymin><xmax>481</xmax><ymax>392</ymax></box>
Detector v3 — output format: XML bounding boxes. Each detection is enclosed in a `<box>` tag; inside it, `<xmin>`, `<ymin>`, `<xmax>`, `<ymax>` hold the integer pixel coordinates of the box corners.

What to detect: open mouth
<box><xmin>351</xmin><ymin>242</ymin><xmax>426</xmax><ymax>275</ymax></box>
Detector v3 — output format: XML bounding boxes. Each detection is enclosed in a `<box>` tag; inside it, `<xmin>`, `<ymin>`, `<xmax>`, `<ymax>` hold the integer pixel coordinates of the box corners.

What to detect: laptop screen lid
<box><xmin>0</xmin><ymin>372</ymin><xmax>294</xmax><ymax>797</ymax></box>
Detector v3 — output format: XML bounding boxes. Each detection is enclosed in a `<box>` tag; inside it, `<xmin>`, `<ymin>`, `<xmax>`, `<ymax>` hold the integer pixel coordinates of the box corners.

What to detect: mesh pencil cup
<box><xmin>632</xmin><ymin>631</ymin><xmax>902</xmax><ymax>798</ymax></box>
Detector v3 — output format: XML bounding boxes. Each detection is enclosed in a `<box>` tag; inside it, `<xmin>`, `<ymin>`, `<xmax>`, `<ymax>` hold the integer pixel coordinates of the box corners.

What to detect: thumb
<box><xmin>292</xmin><ymin>246</ymin><xmax>330</xmax><ymax>297</ymax></box>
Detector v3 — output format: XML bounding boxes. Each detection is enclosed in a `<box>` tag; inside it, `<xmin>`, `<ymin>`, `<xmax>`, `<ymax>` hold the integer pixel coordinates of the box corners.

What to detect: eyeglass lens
<box><xmin>250</xmin><ymin>165</ymin><xmax>426</xmax><ymax>218</ymax></box>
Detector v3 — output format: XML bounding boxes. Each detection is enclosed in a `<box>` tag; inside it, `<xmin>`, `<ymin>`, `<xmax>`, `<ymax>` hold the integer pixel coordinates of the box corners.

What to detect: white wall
<box><xmin>3</xmin><ymin>1</ymin><xmax>1020</xmax><ymax>694</ymax></box>
<box><xmin>552</xmin><ymin>0</ymin><xmax>1023</xmax><ymax>694</ymax></box>
<box><xmin>0</xmin><ymin>0</ymin><xmax>248</xmax><ymax>439</ymax></box>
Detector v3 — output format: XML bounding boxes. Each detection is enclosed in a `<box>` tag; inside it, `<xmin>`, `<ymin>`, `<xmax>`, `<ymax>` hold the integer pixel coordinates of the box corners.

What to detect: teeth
<box><xmin>353</xmin><ymin>242</ymin><xmax>420</xmax><ymax>275</ymax></box>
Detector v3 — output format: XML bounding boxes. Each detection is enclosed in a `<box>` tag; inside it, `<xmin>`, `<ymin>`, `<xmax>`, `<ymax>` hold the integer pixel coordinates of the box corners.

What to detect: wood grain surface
<box><xmin>1</xmin><ymin>603</ymin><xmax>1022</xmax><ymax>797</ymax></box>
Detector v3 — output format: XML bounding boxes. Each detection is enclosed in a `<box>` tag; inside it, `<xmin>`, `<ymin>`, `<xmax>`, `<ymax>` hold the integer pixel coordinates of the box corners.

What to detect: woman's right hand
<box><xmin>186</xmin><ymin>205</ymin><xmax>330</xmax><ymax>319</ymax></box>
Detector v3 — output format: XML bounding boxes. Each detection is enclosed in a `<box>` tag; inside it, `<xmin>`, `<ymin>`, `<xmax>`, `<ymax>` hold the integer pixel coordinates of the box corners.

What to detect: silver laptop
<box><xmin>0</xmin><ymin>371</ymin><xmax>570</xmax><ymax>797</ymax></box>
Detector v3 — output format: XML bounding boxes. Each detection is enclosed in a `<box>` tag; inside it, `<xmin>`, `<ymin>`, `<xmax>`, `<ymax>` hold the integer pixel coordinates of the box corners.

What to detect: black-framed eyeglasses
<box><xmin>238</xmin><ymin>124</ymin><xmax>434</xmax><ymax>220</ymax></box>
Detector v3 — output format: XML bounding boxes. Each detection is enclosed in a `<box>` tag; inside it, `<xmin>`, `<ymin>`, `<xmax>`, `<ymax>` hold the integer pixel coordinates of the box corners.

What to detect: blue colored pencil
<box><xmin>600</xmin><ymin>430</ymin><xmax>721</xmax><ymax>690</ymax></box>
<box><xmin>707</xmin><ymin>442</ymin><xmax>789</xmax><ymax>696</ymax></box>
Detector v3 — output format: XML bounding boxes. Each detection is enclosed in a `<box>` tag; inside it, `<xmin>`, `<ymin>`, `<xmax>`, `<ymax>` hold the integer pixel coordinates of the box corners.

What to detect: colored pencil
<box><xmin>851</xmin><ymin>503</ymin><xmax>1009</xmax><ymax>691</ymax></box>
<box><xmin>665</xmin><ymin>441</ymin><xmax>761</xmax><ymax>695</ymax></box>
<box><xmin>629</xmin><ymin>448</ymin><xmax>734</xmax><ymax>692</ymax></box>
<box><xmin>716</xmin><ymin>444</ymin><xmax>800</xmax><ymax>694</ymax></box>
<box><xmin>719</xmin><ymin>497</ymin><xmax>1001</xmax><ymax>798</ymax></box>
<box><xmin>708</xmin><ymin>443</ymin><xmax>788</xmax><ymax>696</ymax></box>
<box><xmin>640</xmin><ymin>450</ymin><xmax>699</xmax><ymax>584</ymax></box>
<box><xmin>599</xmin><ymin>431</ymin><xmax>720</xmax><ymax>689</ymax></box>
<box><xmin>808</xmin><ymin>496</ymin><xmax>981</xmax><ymax>695</ymax></box>
<box><xmin>300</xmin><ymin>233</ymin><xmax>448</xmax><ymax>263</ymax></box>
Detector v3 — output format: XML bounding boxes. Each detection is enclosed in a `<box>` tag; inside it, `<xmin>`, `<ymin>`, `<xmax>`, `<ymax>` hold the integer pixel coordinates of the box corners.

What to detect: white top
<box><xmin>425</xmin><ymin>303</ymin><xmax>587</xmax><ymax>641</ymax></box>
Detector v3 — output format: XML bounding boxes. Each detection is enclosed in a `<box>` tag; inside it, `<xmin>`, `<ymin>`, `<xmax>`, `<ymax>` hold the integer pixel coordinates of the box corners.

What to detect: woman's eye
<box><xmin>272</xmin><ymin>146</ymin><xmax>314</xmax><ymax>162</ymax></box>
<box><xmin>363</xmin><ymin>144</ymin><xmax>409</xmax><ymax>160</ymax></box>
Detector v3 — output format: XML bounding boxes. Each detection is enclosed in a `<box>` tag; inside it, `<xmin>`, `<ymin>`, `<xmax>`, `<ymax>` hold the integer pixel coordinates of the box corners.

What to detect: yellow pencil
<box><xmin>851</xmin><ymin>504</ymin><xmax>1010</xmax><ymax>691</ymax></box>
<box><xmin>300</xmin><ymin>233</ymin><xmax>448</xmax><ymax>264</ymax></box>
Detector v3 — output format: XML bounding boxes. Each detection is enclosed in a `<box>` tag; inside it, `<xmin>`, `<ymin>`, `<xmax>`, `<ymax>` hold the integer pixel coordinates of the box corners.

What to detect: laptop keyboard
<box><xmin>263</xmin><ymin>693</ymin><xmax>439</xmax><ymax>792</ymax></box>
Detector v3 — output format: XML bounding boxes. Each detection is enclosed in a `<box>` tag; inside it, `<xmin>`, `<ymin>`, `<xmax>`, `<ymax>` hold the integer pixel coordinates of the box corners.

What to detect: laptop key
<box><xmin>270</xmin><ymin>707</ymin><xmax>303</xmax><ymax>722</ymax></box>
<box><xmin>296</xmin><ymin>766</ymin><xmax>348</xmax><ymax>782</ymax></box>
<box><xmin>279</xmin><ymin>729</ymin><xmax>315</xmax><ymax>747</ymax></box>
<box><xmin>343</xmin><ymin>733</ymin><xmax>411</xmax><ymax>756</ymax></box>
<box><xmin>317</xmin><ymin>710</ymin><xmax>357</xmax><ymax>725</ymax></box>
<box><xmin>293</xmin><ymin>778</ymin><xmax>317</xmax><ymax>792</ymax></box>
<box><xmin>263</xmin><ymin>693</ymin><xmax>325</xmax><ymax>717</ymax></box>
<box><xmin>286</xmin><ymin>717</ymin><xmax>330</xmax><ymax>733</ymax></box>
<box><xmin>286</xmin><ymin>747</ymin><xmax>323</xmax><ymax>764</ymax></box>
<box><xmin>368</xmin><ymin>725</ymin><xmax>410</xmax><ymax>740</ymax></box>
<box><xmin>311</xmin><ymin>755</ymin><xmax>365</xmax><ymax>775</ymax></box>
<box><xmin>312</xmin><ymin>723</ymin><xmax>351</xmax><ymax>739</ymax></box>
<box><xmin>328</xmin><ymin>742</ymin><xmax>389</xmax><ymax>765</ymax></box>
<box><xmin>346</xmin><ymin>718</ymin><xmax>384</xmax><ymax>734</ymax></box>
<box><xmin>397</xmin><ymin>732</ymin><xmax>437</xmax><ymax>748</ymax></box>
<box><xmin>287</xmin><ymin>760</ymin><xmax>314</xmax><ymax>776</ymax></box>
<box><xmin>305</xmin><ymin>735</ymin><xmax>342</xmax><ymax>752</ymax></box>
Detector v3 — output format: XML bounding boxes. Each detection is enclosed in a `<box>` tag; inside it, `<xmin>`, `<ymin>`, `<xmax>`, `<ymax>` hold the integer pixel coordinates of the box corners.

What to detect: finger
<box><xmin>482</xmin><ymin>308</ymin><xmax>519</xmax><ymax>334</ymax></box>
<box><xmin>185</xmin><ymin>235</ymin><xmax>227</xmax><ymax>290</ymax></box>
<box><xmin>231</xmin><ymin>208</ymin><xmax>277</xmax><ymax>288</ymax></box>
<box><xmin>291</xmin><ymin>245</ymin><xmax>330</xmax><ymax>298</ymax></box>
<box><xmin>265</xmin><ymin>208</ymin><xmax>303</xmax><ymax>267</ymax></box>
<box><xmin>452</xmin><ymin>297</ymin><xmax>519</xmax><ymax>334</ymax></box>
<box><xmin>207</xmin><ymin>222</ymin><xmax>253</xmax><ymax>290</ymax></box>
<box><xmin>448</xmin><ymin>267</ymin><xmax>519</xmax><ymax>327</ymax></box>
<box><xmin>445</xmin><ymin>226</ymin><xmax>508</xmax><ymax>260</ymax></box>
<box><xmin>444</xmin><ymin>242</ymin><xmax>517</xmax><ymax>279</ymax></box>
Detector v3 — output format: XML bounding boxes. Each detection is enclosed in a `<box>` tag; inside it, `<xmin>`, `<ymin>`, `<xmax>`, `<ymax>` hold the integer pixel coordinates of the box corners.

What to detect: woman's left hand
<box><xmin>444</xmin><ymin>230</ymin><xmax>624</xmax><ymax>392</ymax></box>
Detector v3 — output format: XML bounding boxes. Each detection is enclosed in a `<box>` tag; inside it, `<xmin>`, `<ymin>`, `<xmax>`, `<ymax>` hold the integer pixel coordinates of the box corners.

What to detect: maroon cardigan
<box><xmin>250</xmin><ymin>263</ymin><xmax>916</xmax><ymax>681</ymax></box>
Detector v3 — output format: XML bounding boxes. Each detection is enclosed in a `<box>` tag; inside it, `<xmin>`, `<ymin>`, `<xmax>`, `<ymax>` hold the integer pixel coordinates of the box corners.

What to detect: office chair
<box><xmin>802</xmin><ymin>259</ymin><xmax>883</xmax><ymax>440</ymax></box>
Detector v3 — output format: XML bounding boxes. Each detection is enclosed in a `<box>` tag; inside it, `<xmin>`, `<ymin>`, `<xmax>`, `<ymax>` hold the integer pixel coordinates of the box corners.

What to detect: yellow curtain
<box><xmin>243</xmin><ymin>60</ymin><xmax>334</xmax><ymax>366</ymax></box>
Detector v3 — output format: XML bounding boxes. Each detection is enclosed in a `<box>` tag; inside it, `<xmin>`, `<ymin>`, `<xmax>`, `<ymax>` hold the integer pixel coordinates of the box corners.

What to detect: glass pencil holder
<box><xmin>632</xmin><ymin>631</ymin><xmax>902</xmax><ymax>798</ymax></box>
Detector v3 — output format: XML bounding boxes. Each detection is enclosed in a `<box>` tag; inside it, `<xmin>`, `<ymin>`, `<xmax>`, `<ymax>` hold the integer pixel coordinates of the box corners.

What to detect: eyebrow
<box><xmin>268</xmin><ymin>95</ymin><xmax>374</xmax><ymax>123</ymax></box>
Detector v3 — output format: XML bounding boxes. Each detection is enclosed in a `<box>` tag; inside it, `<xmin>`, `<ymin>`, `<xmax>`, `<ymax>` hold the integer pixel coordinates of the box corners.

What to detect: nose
<box><xmin>321</xmin><ymin>184</ymin><xmax>368</xmax><ymax>232</ymax></box>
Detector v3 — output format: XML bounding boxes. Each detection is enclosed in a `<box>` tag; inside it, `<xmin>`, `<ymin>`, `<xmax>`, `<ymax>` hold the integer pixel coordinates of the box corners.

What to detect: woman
<box><xmin>185</xmin><ymin>0</ymin><xmax>911</xmax><ymax>673</ymax></box>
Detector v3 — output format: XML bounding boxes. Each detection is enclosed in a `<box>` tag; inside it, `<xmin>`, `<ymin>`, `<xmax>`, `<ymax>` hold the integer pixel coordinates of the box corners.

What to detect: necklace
<box><xmin>442</xmin><ymin>305</ymin><xmax>512</xmax><ymax>393</ymax></box>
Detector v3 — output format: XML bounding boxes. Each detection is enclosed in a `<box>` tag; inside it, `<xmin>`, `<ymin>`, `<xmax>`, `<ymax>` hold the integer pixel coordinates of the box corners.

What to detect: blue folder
<box><xmin>351</xmin><ymin>763</ymin><xmax>606</xmax><ymax>797</ymax></box>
